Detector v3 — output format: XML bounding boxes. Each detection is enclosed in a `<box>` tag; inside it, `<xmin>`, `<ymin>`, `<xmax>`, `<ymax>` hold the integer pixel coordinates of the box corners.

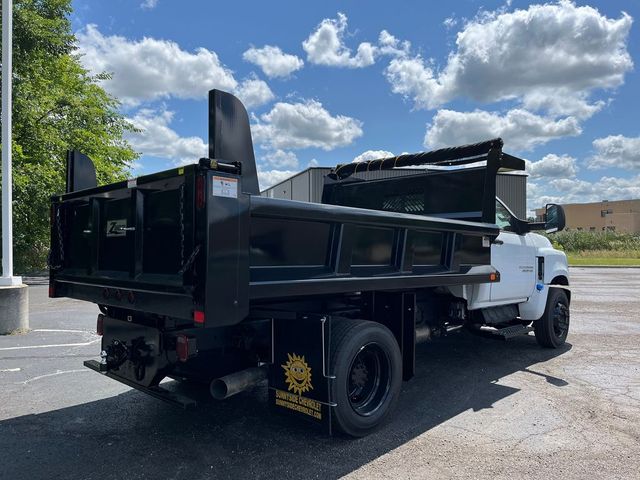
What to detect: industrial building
<box><xmin>535</xmin><ymin>199</ymin><xmax>640</xmax><ymax>234</ymax></box>
<box><xmin>262</xmin><ymin>167</ymin><xmax>528</xmax><ymax>219</ymax></box>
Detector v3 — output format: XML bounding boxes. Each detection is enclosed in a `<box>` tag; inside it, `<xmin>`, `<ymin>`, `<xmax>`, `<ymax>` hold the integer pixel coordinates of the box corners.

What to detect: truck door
<box><xmin>490</xmin><ymin>199</ymin><xmax>536</xmax><ymax>303</ymax></box>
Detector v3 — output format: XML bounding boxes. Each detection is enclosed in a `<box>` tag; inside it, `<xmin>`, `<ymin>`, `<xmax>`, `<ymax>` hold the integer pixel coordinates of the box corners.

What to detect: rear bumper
<box><xmin>84</xmin><ymin>360</ymin><xmax>196</xmax><ymax>409</ymax></box>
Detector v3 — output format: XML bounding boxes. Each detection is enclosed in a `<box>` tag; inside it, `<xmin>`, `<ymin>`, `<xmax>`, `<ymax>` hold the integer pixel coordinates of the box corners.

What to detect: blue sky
<box><xmin>71</xmin><ymin>0</ymin><xmax>640</xmax><ymax>209</ymax></box>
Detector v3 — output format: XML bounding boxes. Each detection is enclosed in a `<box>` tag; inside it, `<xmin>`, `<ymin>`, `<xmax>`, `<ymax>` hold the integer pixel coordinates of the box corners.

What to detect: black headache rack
<box><xmin>50</xmin><ymin>89</ymin><xmax>521</xmax><ymax>330</ymax></box>
<box><xmin>323</xmin><ymin>138</ymin><xmax>526</xmax><ymax>224</ymax></box>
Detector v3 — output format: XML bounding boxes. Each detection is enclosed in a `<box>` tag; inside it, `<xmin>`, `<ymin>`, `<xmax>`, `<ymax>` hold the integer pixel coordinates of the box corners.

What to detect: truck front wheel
<box><xmin>330</xmin><ymin>319</ymin><xmax>402</xmax><ymax>437</ymax></box>
<box><xmin>534</xmin><ymin>288</ymin><xmax>570</xmax><ymax>348</ymax></box>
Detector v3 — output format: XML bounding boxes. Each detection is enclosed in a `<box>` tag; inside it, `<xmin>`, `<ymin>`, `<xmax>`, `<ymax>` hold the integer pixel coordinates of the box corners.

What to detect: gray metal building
<box><xmin>262</xmin><ymin>167</ymin><xmax>527</xmax><ymax>218</ymax></box>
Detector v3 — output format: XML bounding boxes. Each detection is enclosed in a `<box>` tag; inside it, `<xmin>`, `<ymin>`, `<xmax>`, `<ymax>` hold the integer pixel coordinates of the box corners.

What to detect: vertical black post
<box><xmin>481</xmin><ymin>146</ymin><xmax>501</xmax><ymax>224</ymax></box>
<box><xmin>207</xmin><ymin>90</ymin><xmax>260</xmax><ymax>195</ymax></box>
<box><xmin>88</xmin><ymin>198</ymin><xmax>100</xmax><ymax>274</ymax></box>
<box><xmin>132</xmin><ymin>189</ymin><xmax>144</xmax><ymax>279</ymax></box>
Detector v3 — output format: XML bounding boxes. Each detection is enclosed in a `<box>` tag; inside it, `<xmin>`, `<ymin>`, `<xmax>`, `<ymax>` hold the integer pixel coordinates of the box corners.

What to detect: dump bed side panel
<box><xmin>247</xmin><ymin>197</ymin><xmax>499</xmax><ymax>301</ymax></box>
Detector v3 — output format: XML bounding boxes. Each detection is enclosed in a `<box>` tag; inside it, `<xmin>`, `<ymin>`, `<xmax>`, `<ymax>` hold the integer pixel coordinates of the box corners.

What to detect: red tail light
<box><xmin>48</xmin><ymin>284</ymin><xmax>55</xmax><ymax>298</ymax></box>
<box><xmin>97</xmin><ymin>314</ymin><xmax>105</xmax><ymax>336</ymax></box>
<box><xmin>196</xmin><ymin>175</ymin><xmax>205</xmax><ymax>209</ymax></box>
<box><xmin>176</xmin><ymin>334</ymin><xmax>196</xmax><ymax>362</ymax></box>
<box><xmin>193</xmin><ymin>310</ymin><xmax>205</xmax><ymax>325</ymax></box>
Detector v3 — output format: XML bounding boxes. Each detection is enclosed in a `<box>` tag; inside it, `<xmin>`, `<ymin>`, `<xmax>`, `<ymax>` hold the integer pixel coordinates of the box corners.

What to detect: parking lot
<box><xmin>1</xmin><ymin>267</ymin><xmax>639</xmax><ymax>479</ymax></box>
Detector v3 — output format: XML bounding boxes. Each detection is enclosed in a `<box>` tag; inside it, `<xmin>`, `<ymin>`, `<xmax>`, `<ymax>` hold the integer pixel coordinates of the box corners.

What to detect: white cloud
<box><xmin>425</xmin><ymin>108</ymin><xmax>581</xmax><ymax>151</ymax></box>
<box><xmin>257</xmin><ymin>169</ymin><xmax>297</xmax><ymax>190</ymax></box>
<box><xmin>77</xmin><ymin>25</ymin><xmax>238</xmax><ymax>105</ymax></box>
<box><xmin>126</xmin><ymin>109</ymin><xmax>207</xmax><ymax>165</ymax></box>
<box><xmin>141</xmin><ymin>0</ymin><xmax>158</xmax><ymax>10</ymax></box>
<box><xmin>443</xmin><ymin>16</ymin><xmax>458</xmax><ymax>29</ymax></box>
<box><xmin>385</xmin><ymin>2</ymin><xmax>633</xmax><ymax>115</ymax></box>
<box><xmin>527</xmin><ymin>182</ymin><xmax>556</xmax><ymax>211</ymax></box>
<box><xmin>243</xmin><ymin>45</ymin><xmax>304</xmax><ymax>78</ymax></box>
<box><xmin>520</xmin><ymin>91</ymin><xmax>605</xmax><ymax>120</ymax></box>
<box><xmin>235</xmin><ymin>75</ymin><xmax>275</xmax><ymax>108</ymax></box>
<box><xmin>377</xmin><ymin>30</ymin><xmax>411</xmax><ymax>58</ymax></box>
<box><xmin>302</xmin><ymin>13</ymin><xmax>376</xmax><ymax>68</ymax></box>
<box><xmin>526</xmin><ymin>154</ymin><xmax>578</xmax><ymax>179</ymax></box>
<box><xmin>550</xmin><ymin>175</ymin><xmax>640</xmax><ymax>204</ymax></box>
<box><xmin>385</xmin><ymin>56</ymin><xmax>444</xmax><ymax>110</ymax></box>
<box><xmin>77</xmin><ymin>25</ymin><xmax>276</xmax><ymax>110</ymax></box>
<box><xmin>528</xmin><ymin>174</ymin><xmax>640</xmax><ymax>211</ymax></box>
<box><xmin>262</xmin><ymin>149</ymin><xmax>299</xmax><ymax>169</ymax></box>
<box><xmin>352</xmin><ymin>150</ymin><xmax>394</xmax><ymax>163</ymax></box>
<box><xmin>588</xmin><ymin>135</ymin><xmax>640</xmax><ymax>170</ymax></box>
<box><xmin>252</xmin><ymin>100</ymin><xmax>363</xmax><ymax>150</ymax></box>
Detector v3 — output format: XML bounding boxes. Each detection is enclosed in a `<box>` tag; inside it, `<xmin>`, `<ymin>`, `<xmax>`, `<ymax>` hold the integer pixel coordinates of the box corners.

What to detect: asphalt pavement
<box><xmin>1</xmin><ymin>268</ymin><xmax>639</xmax><ymax>479</ymax></box>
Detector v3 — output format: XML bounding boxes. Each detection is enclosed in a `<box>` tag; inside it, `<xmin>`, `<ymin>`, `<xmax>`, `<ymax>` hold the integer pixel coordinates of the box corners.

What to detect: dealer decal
<box><xmin>274</xmin><ymin>389</ymin><xmax>322</xmax><ymax>420</ymax></box>
<box><xmin>282</xmin><ymin>352</ymin><xmax>313</xmax><ymax>395</ymax></box>
<box><xmin>274</xmin><ymin>353</ymin><xmax>321</xmax><ymax>419</ymax></box>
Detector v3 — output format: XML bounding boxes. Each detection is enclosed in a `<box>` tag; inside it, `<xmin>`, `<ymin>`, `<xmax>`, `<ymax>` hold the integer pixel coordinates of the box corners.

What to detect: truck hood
<box><xmin>528</xmin><ymin>232</ymin><xmax>553</xmax><ymax>249</ymax></box>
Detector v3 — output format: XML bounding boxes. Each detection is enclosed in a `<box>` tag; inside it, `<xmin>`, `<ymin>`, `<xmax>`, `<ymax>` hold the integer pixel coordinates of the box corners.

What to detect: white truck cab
<box><xmin>450</xmin><ymin>198</ymin><xmax>571</xmax><ymax>348</ymax></box>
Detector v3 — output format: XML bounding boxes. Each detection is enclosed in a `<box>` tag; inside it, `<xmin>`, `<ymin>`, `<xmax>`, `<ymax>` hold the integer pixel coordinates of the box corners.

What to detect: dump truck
<box><xmin>49</xmin><ymin>90</ymin><xmax>570</xmax><ymax>436</ymax></box>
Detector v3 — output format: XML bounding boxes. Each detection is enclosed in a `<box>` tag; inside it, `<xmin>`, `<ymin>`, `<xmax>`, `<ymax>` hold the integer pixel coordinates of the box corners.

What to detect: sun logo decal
<box><xmin>282</xmin><ymin>353</ymin><xmax>313</xmax><ymax>395</ymax></box>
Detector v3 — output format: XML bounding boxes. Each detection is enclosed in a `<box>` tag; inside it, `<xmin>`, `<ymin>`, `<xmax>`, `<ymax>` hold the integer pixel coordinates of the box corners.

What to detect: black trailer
<box><xmin>50</xmin><ymin>90</ymin><xmax>534</xmax><ymax>436</ymax></box>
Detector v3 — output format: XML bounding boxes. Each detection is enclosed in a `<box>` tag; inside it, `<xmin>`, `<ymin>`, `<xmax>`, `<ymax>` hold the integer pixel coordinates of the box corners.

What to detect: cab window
<box><xmin>495</xmin><ymin>199</ymin><xmax>514</xmax><ymax>231</ymax></box>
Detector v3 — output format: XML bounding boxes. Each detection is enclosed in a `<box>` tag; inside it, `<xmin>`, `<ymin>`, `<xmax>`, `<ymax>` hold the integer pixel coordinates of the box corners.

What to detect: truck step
<box><xmin>481</xmin><ymin>324</ymin><xmax>533</xmax><ymax>340</ymax></box>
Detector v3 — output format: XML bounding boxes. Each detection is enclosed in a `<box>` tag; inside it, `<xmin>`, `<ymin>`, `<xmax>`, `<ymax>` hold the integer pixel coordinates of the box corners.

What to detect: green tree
<box><xmin>1</xmin><ymin>0</ymin><xmax>138</xmax><ymax>271</ymax></box>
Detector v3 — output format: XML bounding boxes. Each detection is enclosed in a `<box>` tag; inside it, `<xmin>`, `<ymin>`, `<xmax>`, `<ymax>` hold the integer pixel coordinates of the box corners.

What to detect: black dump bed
<box><xmin>49</xmin><ymin>90</ymin><xmax>525</xmax><ymax>331</ymax></box>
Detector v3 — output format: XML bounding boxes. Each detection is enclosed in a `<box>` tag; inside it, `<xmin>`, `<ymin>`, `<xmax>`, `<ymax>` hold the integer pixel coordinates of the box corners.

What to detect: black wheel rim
<box><xmin>552</xmin><ymin>301</ymin><xmax>570</xmax><ymax>339</ymax></box>
<box><xmin>347</xmin><ymin>343</ymin><xmax>391</xmax><ymax>417</ymax></box>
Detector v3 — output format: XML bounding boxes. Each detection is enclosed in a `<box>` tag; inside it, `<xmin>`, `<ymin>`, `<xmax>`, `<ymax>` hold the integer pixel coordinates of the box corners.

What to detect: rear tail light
<box><xmin>196</xmin><ymin>175</ymin><xmax>205</xmax><ymax>209</ymax></box>
<box><xmin>97</xmin><ymin>314</ymin><xmax>105</xmax><ymax>336</ymax></box>
<box><xmin>193</xmin><ymin>310</ymin><xmax>205</xmax><ymax>325</ymax></box>
<box><xmin>176</xmin><ymin>334</ymin><xmax>197</xmax><ymax>362</ymax></box>
<box><xmin>48</xmin><ymin>284</ymin><xmax>55</xmax><ymax>298</ymax></box>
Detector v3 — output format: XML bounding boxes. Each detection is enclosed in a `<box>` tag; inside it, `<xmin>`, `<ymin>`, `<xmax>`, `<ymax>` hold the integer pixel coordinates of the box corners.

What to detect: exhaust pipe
<box><xmin>415</xmin><ymin>325</ymin><xmax>431</xmax><ymax>343</ymax></box>
<box><xmin>210</xmin><ymin>366</ymin><xmax>268</xmax><ymax>400</ymax></box>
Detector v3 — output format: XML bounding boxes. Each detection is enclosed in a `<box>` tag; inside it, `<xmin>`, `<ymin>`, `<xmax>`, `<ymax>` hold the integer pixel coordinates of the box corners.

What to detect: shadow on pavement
<box><xmin>0</xmin><ymin>331</ymin><xmax>571</xmax><ymax>480</ymax></box>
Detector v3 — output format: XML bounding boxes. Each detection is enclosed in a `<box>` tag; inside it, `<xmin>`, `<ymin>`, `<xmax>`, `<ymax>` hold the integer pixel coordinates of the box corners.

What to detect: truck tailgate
<box><xmin>49</xmin><ymin>166</ymin><xmax>199</xmax><ymax>319</ymax></box>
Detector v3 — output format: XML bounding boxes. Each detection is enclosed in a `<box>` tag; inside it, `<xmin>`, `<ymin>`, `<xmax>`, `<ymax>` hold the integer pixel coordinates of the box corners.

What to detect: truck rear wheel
<box><xmin>330</xmin><ymin>319</ymin><xmax>402</xmax><ymax>437</ymax></box>
<box><xmin>534</xmin><ymin>288</ymin><xmax>570</xmax><ymax>348</ymax></box>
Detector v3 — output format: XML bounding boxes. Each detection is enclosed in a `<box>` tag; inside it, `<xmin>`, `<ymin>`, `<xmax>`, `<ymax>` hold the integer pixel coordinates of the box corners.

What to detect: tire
<box><xmin>534</xmin><ymin>288</ymin><xmax>570</xmax><ymax>348</ymax></box>
<box><xmin>329</xmin><ymin>319</ymin><xmax>402</xmax><ymax>437</ymax></box>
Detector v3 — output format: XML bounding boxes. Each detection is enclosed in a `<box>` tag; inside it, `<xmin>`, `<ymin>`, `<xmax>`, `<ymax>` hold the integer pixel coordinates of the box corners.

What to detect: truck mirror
<box><xmin>545</xmin><ymin>204</ymin><xmax>566</xmax><ymax>233</ymax></box>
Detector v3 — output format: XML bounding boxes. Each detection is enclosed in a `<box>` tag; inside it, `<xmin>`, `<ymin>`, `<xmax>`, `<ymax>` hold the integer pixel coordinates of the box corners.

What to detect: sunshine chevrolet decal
<box><xmin>274</xmin><ymin>389</ymin><xmax>322</xmax><ymax>420</ymax></box>
<box><xmin>282</xmin><ymin>352</ymin><xmax>313</xmax><ymax>395</ymax></box>
<box><xmin>273</xmin><ymin>352</ymin><xmax>321</xmax><ymax>420</ymax></box>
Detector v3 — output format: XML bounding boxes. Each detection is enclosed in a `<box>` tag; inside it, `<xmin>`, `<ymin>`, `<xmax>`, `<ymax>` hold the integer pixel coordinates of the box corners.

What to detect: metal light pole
<box><xmin>1</xmin><ymin>0</ymin><xmax>21</xmax><ymax>286</ymax></box>
<box><xmin>0</xmin><ymin>0</ymin><xmax>27</xmax><ymax>334</ymax></box>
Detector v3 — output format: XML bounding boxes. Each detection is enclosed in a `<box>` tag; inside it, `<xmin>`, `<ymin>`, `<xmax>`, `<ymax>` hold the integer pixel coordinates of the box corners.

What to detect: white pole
<box><xmin>1</xmin><ymin>0</ymin><xmax>21</xmax><ymax>285</ymax></box>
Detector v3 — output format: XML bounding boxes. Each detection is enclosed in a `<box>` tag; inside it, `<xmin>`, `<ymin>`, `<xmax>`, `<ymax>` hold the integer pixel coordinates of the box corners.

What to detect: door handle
<box><xmin>493</xmin><ymin>239</ymin><xmax>504</xmax><ymax>245</ymax></box>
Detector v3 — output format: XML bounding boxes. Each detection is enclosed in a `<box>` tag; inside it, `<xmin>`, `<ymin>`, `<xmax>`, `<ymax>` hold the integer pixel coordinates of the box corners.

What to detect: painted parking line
<box><xmin>21</xmin><ymin>369</ymin><xmax>90</xmax><ymax>384</ymax></box>
<box><xmin>32</xmin><ymin>329</ymin><xmax>96</xmax><ymax>334</ymax></box>
<box><xmin>0</xmin><ymin>368</ymin><xmax>21</xmax><ymax>372</ymax></box>
<box><xmin>0</xmin><ymin>338</ymin><xmax>100</xmax><ymax>351</ymax></box>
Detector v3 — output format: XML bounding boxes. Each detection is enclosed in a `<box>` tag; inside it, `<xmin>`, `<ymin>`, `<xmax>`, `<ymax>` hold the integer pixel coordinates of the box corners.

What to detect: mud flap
<box><xmin>268</xmin><ymin>314</ymin><xmax>335</xmax><ymax>434</ymax></box>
